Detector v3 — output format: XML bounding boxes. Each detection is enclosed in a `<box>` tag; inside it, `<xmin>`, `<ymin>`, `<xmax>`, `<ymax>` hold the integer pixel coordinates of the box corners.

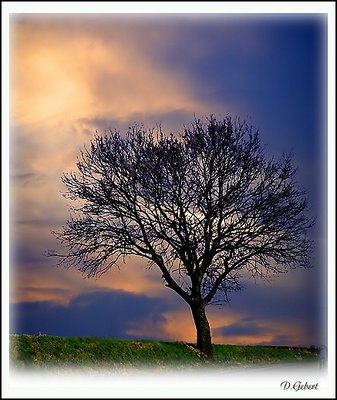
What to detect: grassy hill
<box><xmin>10</xmin><ymin>334</ymin><xmax>319</xmax><ymax>371</ymax></box>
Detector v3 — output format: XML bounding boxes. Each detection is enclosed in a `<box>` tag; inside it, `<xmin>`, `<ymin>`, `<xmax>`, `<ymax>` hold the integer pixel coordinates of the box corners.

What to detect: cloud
<box><xmin>10</xmin><ymin>287</ymin><xmax>222</xmax><ymax>344</ymax></box>
<box><xmin>78</xmin><ymin>108</ymin><xmax>202</xmax><ymax>136</ymax></box>
<box><xmin>10</xmin><ymin>290</ymin><xmax>173</xmax><ymax>339</ymax></box>
<box><xmin>11</xmin><ymin>15</ymin><xmax>223</xmax><ymax>130</ymax></box>
<box><xmin>213</xmin><ymin>316</ymin><xmax>295</xmax><ymax>346</ymax></box>
<box><xmin>10</xmin><ymin>172</ymin><xmax>37</xmax><ymax>182</ymax></box>
<box><xmin>126</xmin><ymin>305</ymin><xmax>197</xmax><ymax>343</ymax></box>
<box><xmin>11</xmin><ymin>252</ymin><xmax>170</xmax><ymax>305</ymax></box>
<box><xmin>13</xmin><ymin>287</ymin><xmax>73</xmax><ymax>306</ymax></box>
<box><xmin>215</xmin><ymin>317</ymin><xmax>266</xmax><ymax>337</ymax></box>
<box><xmin>9</xmin><ymin>267</ymin><xmax>323</xmax><ymax>346</ymax></box>
<box><xmin>208</xmin><ymin>272</ymin><xmax>323</xmax><ymax>346</ymax></box>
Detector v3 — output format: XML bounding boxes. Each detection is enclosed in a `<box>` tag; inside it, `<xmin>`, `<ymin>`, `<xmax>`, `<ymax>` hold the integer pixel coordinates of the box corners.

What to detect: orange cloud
<box><xmin>11</xmin><ymin>252</ymin><xmax>171</xmax><ymax>306</ymax></box>
<box><xmin>126</xmin><ymin>304</ymin><xmax>314</xmax><ymax>346</ymax></box>
<box><xmin>11</xmin><ymin>16</ymin><xmax>223</xmax><ymax>131</ymax></box>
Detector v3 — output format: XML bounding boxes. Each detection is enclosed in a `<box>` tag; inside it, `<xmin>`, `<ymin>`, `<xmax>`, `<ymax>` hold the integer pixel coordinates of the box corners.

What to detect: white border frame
<box><xmin>2</xmin><ymin>2</ymin><xmax>335</xmax><ymax>398</ymax></box>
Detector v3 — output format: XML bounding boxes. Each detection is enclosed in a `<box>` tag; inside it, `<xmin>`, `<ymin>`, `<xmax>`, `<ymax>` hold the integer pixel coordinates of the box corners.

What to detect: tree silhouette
<box><xmin>49</xmin><ymin>115</ymin><xmax>313</xmax><ymax>358</ymax></box>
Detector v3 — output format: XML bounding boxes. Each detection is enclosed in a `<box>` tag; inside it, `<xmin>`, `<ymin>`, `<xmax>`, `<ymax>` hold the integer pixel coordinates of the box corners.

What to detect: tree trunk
<box><xmin>190</xmin><ymin>303</ymin><xmax>213</xmax><ymax>359</ymax></box>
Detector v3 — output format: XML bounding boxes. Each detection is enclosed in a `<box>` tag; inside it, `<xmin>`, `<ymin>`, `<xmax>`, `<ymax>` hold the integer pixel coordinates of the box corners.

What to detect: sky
<box><xmin>8</xmin><ymin>12</ymin><xmax>328</xmax><ymax>347</ymax></box>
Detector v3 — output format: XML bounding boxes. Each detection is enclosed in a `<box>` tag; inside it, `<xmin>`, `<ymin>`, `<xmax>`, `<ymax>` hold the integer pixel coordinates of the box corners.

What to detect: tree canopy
<box><xmin>50</xmin><ymin>115</ymin><xmax>313</xmax><ymax>356</ymax></box>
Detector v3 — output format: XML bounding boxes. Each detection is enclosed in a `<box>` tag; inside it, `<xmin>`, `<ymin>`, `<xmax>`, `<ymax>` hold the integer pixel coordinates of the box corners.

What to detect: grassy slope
<box><xmin>10</xmin><ymin>334</ymin><xmax>319</xmax><ymax>371</ymax></box>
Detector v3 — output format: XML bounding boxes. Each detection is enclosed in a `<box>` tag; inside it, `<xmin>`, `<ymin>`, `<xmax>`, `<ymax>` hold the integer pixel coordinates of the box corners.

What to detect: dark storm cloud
<box><xmin>216</xmin><ymin>272</ymin><xmax>323</xmax><ymax>345</ymax></box>
<box><xmin>215</xmin><ymin>317</ymin><xmax>266</xmax><ymax>337</ymax></box>
<box><xmin>10</xmin><ymin>290</ymin><xmax>172</xmax><ymax>339</ymax></box>
<box><xmin>149</xmin><ymin>15</ymin><xmax>327</xmax><ymax>191</ymax></box>
<box><xmin>215</xmin><ymin>317</ymin><xmax>296</xmax><ymax>346</ymax></box>
<box><xmin>229</xmin><ymin>279</ymin><xmax>320</xmax><ymax>325</ymax></box>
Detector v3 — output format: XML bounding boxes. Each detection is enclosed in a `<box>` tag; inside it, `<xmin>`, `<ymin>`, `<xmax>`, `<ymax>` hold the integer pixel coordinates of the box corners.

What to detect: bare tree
<box><xmin>49</xmin><ymin>115</ymin><xmax>313</xmax><ymax>358</ymax></box>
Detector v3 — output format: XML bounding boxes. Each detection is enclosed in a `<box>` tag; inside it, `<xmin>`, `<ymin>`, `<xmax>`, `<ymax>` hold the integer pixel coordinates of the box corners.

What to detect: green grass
<box><xmin>10</xmin><ymin>334</ymin><xmax>319</xmax><ymax>371</ymax></box>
